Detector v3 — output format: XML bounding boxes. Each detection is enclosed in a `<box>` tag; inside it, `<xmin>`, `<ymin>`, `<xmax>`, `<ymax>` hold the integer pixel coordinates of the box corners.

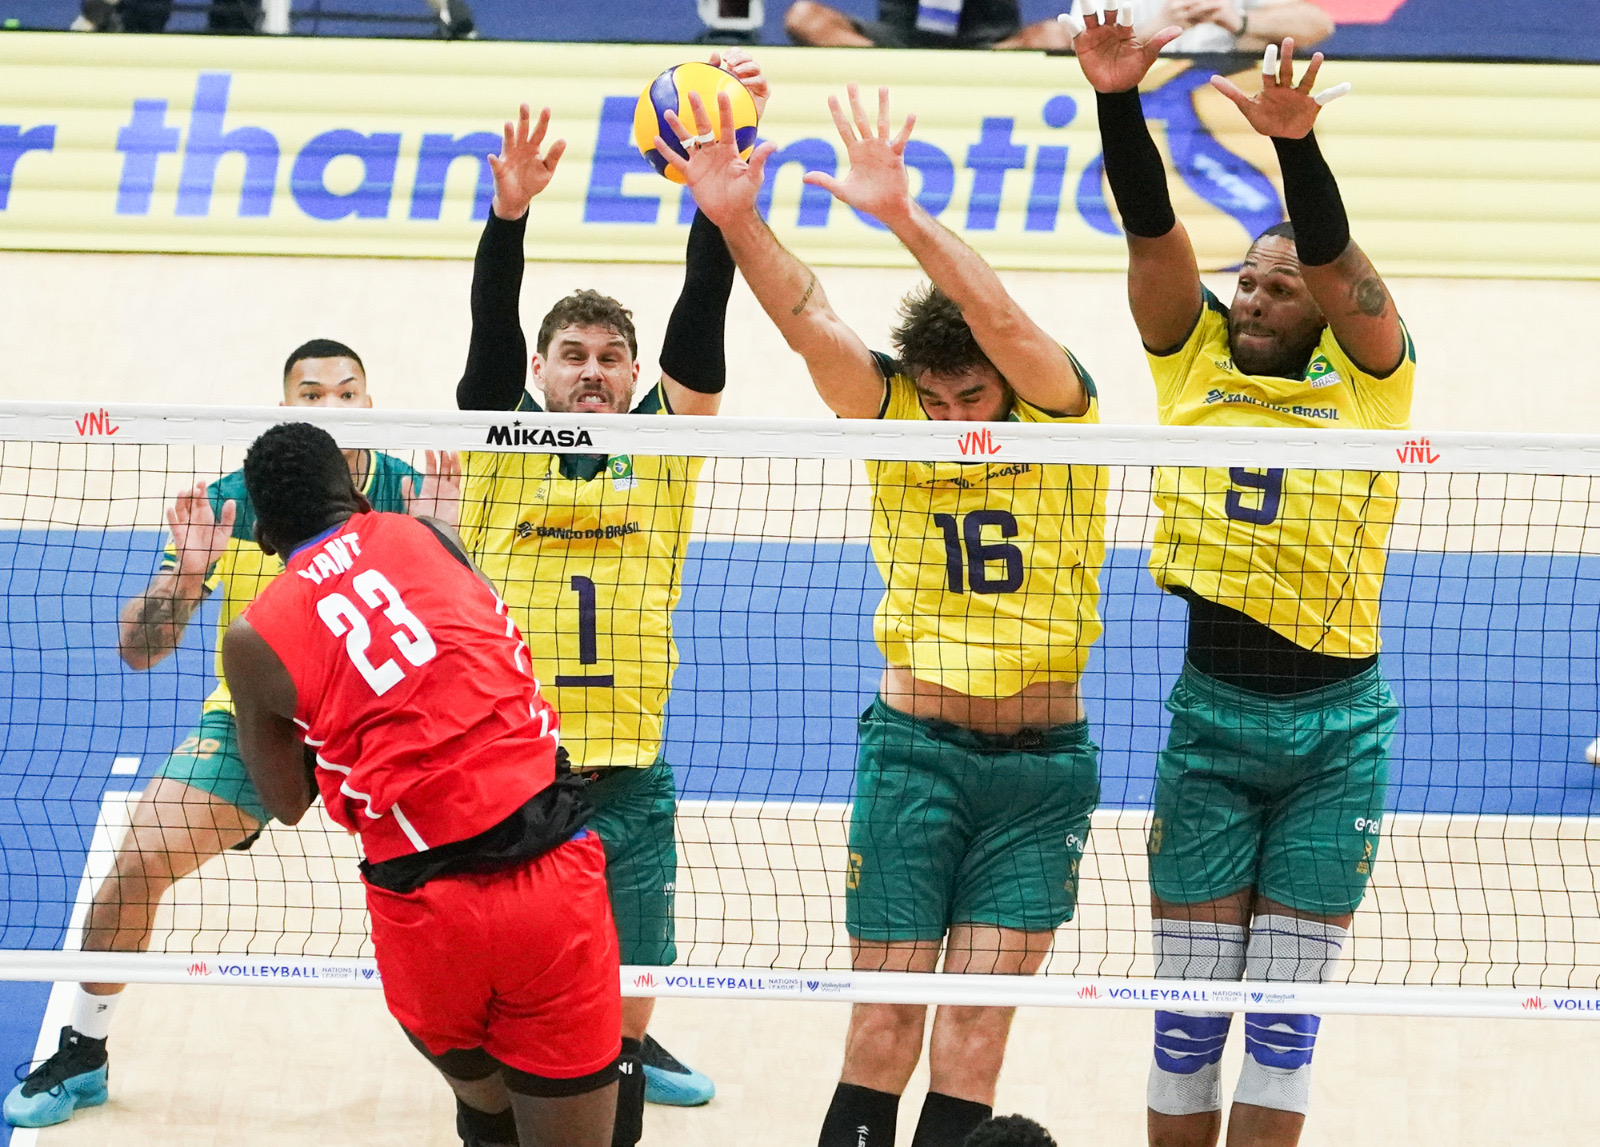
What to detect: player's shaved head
<box><xmin>243</xmin><ymin>422</ymin><xmax>366</xmax><ymax>556</ymax></box>
<box><xmin>284</xmin><ymin>339</ymin><xmax>365</xmax><ymax>382</ymax></box>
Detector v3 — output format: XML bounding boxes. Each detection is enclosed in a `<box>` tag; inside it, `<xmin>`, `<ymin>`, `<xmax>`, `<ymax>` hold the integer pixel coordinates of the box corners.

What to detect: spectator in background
<box><xmin>1131</xmin><ymin>0</ymin><xmax>1332</xmax><ymax>53</ymax></box>
<box><xmin>785</xmin><ymin>0</ymin><xmax>1070</xmax><ymax>48</ymax></box>
<box><xmin>964</xmin><ymin>1114</ymin><xmax>1058</xmax><ymax>1146</ymax></box>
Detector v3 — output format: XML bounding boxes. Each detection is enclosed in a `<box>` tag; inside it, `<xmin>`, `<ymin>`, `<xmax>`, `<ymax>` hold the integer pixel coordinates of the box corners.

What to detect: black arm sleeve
<box><xmin>1095</xmin><ymin>89</ymin><xmax>1177</xmax><ymax>240</ymax></box>
<box><xmin>456</xmin><ymin>210</ymin><xmax>530</xmax><ymax>412</ymax></box>
<box><xmin>656</xmin><ymin>210</ymin><xmax>736</xmax><ymax>396</ymax></box>
<box><xmin>1270</xmin><ymin>132</ymin><xmax>1350</xmax><ymax>267</ymax></box>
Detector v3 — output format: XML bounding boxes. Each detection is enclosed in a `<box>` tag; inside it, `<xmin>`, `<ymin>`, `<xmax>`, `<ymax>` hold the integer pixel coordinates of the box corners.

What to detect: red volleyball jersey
<box><xmin>244</xmin><ymin>511</ymin><xmax>560</xmax><ymax>864</ymax></box>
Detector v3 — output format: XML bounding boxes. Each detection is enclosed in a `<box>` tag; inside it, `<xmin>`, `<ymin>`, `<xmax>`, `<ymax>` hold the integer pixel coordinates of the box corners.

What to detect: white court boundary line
<box><xmin>5</xmin><ymin>799</ymin><xmax>1600</xmax><ymax>1022</ymax></box>
<box><xmin>9</xmin><ymin>791</ymin><xmax>139</xmax><ymax>1147</ymax></box>
<box><xmin>5</xmin><ymin>400</ymin><xmax>1600</xmax><ymax>473</ymax></box>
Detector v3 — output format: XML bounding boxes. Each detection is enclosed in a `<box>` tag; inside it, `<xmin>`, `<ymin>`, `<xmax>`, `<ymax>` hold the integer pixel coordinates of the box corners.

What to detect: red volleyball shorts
<box><xmin>365</xmin><ymin>829</ymin><xmax>621</xmax><ymax>1079</ymax></box>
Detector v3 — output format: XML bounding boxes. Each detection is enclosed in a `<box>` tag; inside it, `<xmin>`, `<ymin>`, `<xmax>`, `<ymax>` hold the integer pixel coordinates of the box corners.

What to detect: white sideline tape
<box><xmin>5</xmin><ymin>400</ymin><xmax>1600</xmax><ymax>474</ymax></box>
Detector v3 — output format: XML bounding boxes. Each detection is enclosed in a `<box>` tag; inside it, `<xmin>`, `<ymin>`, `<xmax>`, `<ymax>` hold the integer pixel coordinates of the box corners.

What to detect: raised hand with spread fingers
<box><xmin>1062</xmin><ymin>0</ymin><xmax>1181</xmax><ymax>93</ymax></box>
<box><xmin>488</xmin><ymin>104</ymin><xmax>566</xmax><ymax>222</ymax></box>
<box><xmin>1210</xmin><ymin>37</ymin><xmax>1350</xmax><ymax>139</ymax></box>
<box><xmin>657</xmin><ymin>89</ymin><xmax>774</xmax><ymax>230</ymax></box>
<box><xmin>801</xmin><ymin>84</ymin><xmax>917</xmax><ymax>227</ymax></box>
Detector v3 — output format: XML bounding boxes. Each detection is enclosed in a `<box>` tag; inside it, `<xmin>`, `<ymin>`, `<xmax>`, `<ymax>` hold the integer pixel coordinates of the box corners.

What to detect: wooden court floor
<box><xmin>20</xmin><ymin>798</ymin><xmax>1600</xmax><ymax>1145</ymax></box>
<box><xmin>26</xmin><ymin>988</ymin><xmax>1600</xmax><ymax>1146</ymax></box>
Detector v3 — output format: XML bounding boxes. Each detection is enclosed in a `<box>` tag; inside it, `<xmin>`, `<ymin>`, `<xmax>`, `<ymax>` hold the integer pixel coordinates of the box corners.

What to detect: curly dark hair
<box><xmin>242</xmin><ymin>422</ymin><xmax>360</xmax><ymax>553</ymax></box>
<box><xmin>890</xmin><ymin>283</ymin><xmax>995</xmax><ymax>383</ymax></box>
<box><xmin>536</xmin><ymin>290</ymin><xmax>638</xmax><ymax>361</ymax></box>
<box><xmin>962</xmin><ymin>1114</ymin><xmax>1058</xmax><ymax>1147</ymax></box>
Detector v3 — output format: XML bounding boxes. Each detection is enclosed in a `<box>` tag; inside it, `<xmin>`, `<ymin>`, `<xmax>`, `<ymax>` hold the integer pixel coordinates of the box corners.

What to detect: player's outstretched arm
<box><xmin>1070</xmin><ymin>4</ymin><xmax>1203</xmax><ymax>354</ymax></box>
<box><xmin>663</xmin><ymin>90</ymin><xmax>883</xmax><ymax>419</ymax></box>
<box><xmin>118</xmin><ymin>483</ymin><xmax>235</xmax><ymax>670</ymax></box>
<box><xmin>223</xmin><ymin>618</ymin><xmax>314</xmax><ymax>825</ymax></box>
<box><xmin>1213</xmin><ymin>43</ymin><xmax>1404</xmax><ymax>375</ymax></box>
<box><xmin>456</xmin><ymin>105</ymin><xmax>565</xmax><ymax>412</ymax></box>
<box><xmin>809</xmin><ymin>84</ymin><xmax>1087</xmax><ymax>415</ymax></box>
<box><xmin>656</xmin><ymin>51</ymin><xmax>770</xmax><ymax>418</ymax></box>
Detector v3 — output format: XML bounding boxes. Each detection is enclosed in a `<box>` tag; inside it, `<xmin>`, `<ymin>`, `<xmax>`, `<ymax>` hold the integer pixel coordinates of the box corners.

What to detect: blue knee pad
<box><xmin>1146</xmin><ymin>920</ymin><xmax>1246</xmax><ymax>1116</ymax></box>
<box><xmin>1154</xmin><ymin>1011</ymin><xmax>1231</xmax><ymax>1075</ymax></box>
<box><xmin>1234</xmin><ymin>914</ymin><xmax>1346</xmax><ymax>1115</ymax></box>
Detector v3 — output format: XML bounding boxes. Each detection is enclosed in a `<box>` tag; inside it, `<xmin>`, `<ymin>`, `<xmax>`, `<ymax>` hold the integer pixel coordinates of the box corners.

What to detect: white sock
<box><xmin>71</xmin><ymin>986</ymin><xmax>120</xmax><ymax>1041</ymax></box>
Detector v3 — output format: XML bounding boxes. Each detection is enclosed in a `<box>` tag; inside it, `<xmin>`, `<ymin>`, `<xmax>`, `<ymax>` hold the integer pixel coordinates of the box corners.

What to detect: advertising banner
<box><xmin>0</xmin><ymin>34</ymin><xmax>1595</xmax><ymax>277</ymax></box>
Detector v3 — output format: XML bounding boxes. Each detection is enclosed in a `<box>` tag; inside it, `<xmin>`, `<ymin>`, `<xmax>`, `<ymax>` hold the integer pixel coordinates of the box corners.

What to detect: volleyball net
<box><xmin>1</xmin><ymin>401</ymin><xmax>1597</xmax><ymax>1019</ymax></box>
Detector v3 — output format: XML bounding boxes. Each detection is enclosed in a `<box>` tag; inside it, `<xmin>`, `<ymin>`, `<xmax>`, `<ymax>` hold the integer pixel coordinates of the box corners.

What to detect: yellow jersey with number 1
<box><xmin>865</xmin><ymin>353</ymin><xmax>1107</xmax><ymax>698</ymax></box>
<box><xmin>458</xmin><ymin>384</ymin><xmax>701</xmax><ymax>770</ymax></box>
<box><xmin>1148</xmin><ymin>288</ymin><xmax>1416</xmax><ymax>657</ymax></box>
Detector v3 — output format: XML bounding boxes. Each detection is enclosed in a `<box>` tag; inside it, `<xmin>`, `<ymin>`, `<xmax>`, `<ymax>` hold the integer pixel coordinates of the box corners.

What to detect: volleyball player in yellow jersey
<box><xmin>1072</xmin><ymin>13</ymin><xmax>1413</xmax><ymax>1147</ymax></box>
<box><xmin>450</xmin><ymin>50</ymin><xmax>768</xmax><ymax>1146</ymax></box>
<box><xmin>665</xmin><ymin>85</ymin><xmax>1105</xmax><ymax>1147</ymax></box>
<box><xmin>3</xmin><ymin>341</ymin><xmax>446</xmax><ymax>1131</ymax></box>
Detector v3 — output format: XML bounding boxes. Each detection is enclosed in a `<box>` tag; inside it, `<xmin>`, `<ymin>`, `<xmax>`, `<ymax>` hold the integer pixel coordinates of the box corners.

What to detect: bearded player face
<box><xmin>534</xmin><ymin>323</ymin><xmax>641</xmax><ymax>414</ymax></box>
<box><xmin>1228</xmin><ymin>235</ymin><xmax>1327</xmax><ymax>379</ymax></box>
<box><xmin>914</xmin><ymin>362</ymin><xmax>1012</xmax><ymax>423</ymax></box>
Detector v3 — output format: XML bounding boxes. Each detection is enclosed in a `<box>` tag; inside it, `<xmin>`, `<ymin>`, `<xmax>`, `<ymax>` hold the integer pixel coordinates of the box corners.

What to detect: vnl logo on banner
<box><xmin>0</xmin><ymin>36</ymin><xmax>1593</xmax><ymax>276</ymax></box>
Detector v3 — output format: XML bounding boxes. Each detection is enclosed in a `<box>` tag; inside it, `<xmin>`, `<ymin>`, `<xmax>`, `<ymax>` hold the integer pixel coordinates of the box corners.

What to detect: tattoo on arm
<box><xmin>121</xmin><ymin>573</ymin><xmax>206</xmax><ymax>666</ymax></box>
<box><xmin>1351</xmin><ymin>276</ymin><xmax>1390</xmax><ymax>319</ymax></box>
<box><xmin>790</xmin><ymin>274</ymin><xmax>817</xmax><ymax>317</ymax></box>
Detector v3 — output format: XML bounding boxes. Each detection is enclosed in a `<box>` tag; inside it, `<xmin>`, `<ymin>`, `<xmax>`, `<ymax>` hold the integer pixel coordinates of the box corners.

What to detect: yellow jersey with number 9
<box><xmin>866</xmin><ymin>355</ymin><xmax>1107</xmax><ymax>698</ymax></box>
<box><xmin>1148</xmin><ymin>288</ymin><xmax>1416</xmax><ymax>656</ymax></box>
<box><xmin>458</xmin><ymin>384</ymin><xmax>701</xmax><ymax>770</ymax></box>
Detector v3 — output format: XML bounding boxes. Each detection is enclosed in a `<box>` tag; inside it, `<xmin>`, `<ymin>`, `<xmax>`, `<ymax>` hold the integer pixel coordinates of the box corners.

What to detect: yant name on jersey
<box><xmin>296</xmin><ymin>532</ymin><xmax>364</xmax><ymax>586</ymax></box>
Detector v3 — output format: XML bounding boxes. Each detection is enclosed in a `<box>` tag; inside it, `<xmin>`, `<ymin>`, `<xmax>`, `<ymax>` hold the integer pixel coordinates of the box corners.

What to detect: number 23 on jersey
<box><xmin>317</xmin><ymin>568</ymin><xmax>437</xmax><ymax>695</ymax></box>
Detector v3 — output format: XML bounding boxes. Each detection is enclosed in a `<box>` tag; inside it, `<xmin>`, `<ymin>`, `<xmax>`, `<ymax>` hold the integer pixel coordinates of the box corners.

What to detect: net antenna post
<box><xmin>698</xmin><ymin>0</ymin><xmax>763</xmax><ymax>41</ymax></box>
<box><xmin>261</xmin><ymin>0</ymin><xmax>288</xmax><ymax>33</ymax></box>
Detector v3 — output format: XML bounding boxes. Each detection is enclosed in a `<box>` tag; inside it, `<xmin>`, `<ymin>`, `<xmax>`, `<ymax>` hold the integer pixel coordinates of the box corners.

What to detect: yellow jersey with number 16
<box><xmin>1148</xmin><ymin>288</ymin><xmax>1416</xmax><ymax>657</ymax></box>
<box><xmin>866</xmin><ymin>354</ymin><xmax>1107</xmax><ymax>699</ymax></box>
<box><xmin>458</xmin><ymin>384</ymin><xmax>701</xmax><ymax>770</ymax></box>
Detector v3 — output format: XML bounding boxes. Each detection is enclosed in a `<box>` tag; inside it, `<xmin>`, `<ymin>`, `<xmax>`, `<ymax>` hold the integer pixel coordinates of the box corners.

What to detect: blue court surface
<box><xmin>1</xmin><ymin>530</ymin><xmax>1599</xmax><ymax>1113</ymax></box>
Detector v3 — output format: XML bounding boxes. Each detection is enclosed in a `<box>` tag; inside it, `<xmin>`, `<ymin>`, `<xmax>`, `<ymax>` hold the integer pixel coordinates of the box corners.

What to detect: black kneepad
<box><xmin>455</xmin><ymin>1098</ymin><xmax>517</xmax><ymax>1147</ymax></box>
<box><xmin>611</xmin><ymin>1038</ymin><xmax>644</xmax><ymax>1147</ymax></box>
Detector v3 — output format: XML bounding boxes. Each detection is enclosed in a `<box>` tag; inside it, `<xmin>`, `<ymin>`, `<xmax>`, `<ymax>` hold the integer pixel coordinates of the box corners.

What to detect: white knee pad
<box><xmin>1234</xmin><ymin>914</ymin><xmax>1348</xmax><ymax>1115</ymax></box>
<box><xmin>1146</xmin><ymin>919</ymin><xmax>1246</xmax><ymax>1117</ymax></box>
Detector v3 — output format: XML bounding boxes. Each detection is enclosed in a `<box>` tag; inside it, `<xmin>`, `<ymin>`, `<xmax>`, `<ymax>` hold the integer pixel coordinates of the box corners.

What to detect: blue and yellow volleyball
<box><xmin>633</xmin><ymin>61</ymin><xmax>760</xmax><ymax>184</ymax></box>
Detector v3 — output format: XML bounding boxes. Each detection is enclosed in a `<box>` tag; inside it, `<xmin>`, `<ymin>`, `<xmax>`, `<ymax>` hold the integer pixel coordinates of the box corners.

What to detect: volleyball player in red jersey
<box><xmin>222</xmin><ymin>421</ymin><xmax>621</xmax><ymax>1147</ymax></box>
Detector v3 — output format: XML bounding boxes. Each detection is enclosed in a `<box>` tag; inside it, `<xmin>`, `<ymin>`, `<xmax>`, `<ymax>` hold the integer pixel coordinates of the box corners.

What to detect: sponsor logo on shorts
<box><xmin>1353</xmin><ymin>817</ymin><xmax>1383</xmax><ymax>833</ymax></box>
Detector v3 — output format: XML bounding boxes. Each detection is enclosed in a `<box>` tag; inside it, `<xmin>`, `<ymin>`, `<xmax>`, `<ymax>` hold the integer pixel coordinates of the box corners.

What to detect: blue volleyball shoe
<box><xmin>4</xmin><ymin>1026</ymin><xmax>109</xmax><ymax>1129</ymax></box>
<box><xmin>640</xmin><ymin>1034</ymin><xmax>714</xmax><ymax>1107</ymax></box>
